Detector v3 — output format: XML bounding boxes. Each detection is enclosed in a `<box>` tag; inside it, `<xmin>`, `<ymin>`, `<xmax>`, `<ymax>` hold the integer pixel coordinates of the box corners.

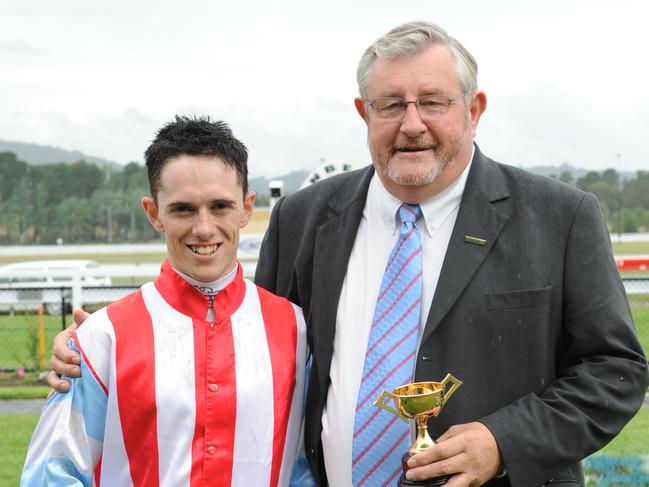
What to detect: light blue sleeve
<box><xmin>289</xmin><ymin>354</ymin><xmax>317</xmax><ymax>487</ymax></box>
<box><xmin>20</xmin><ymin>338</ymin><xmax>108</xmax><ymax>487</ymax></box>
<box><xmin>289</xmin><ymin>451</ymin><xmax>317</xmax><ymax>487</ymax></box>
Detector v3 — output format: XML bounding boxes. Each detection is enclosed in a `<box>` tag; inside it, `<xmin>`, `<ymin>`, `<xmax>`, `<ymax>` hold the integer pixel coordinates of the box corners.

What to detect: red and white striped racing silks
<box><xmin>22</xmin><ymin>260</ymin><xmax>308</xmax><ymax>487</ymax></box>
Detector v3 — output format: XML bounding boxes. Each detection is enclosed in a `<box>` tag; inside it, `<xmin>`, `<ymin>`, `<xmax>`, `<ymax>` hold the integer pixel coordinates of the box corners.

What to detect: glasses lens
<box><xmin>373</xmin><ymin>98</ymin><xmax>406</xmax><ymax>118</ymax></box>
<box><xmin>417</xmin><ymin>95</ymin><xmax>450</xmax><ymax>114</ymax></box>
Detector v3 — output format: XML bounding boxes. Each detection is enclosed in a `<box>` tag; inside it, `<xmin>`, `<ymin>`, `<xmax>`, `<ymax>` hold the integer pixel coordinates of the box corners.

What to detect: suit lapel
<box><xmin>311</xmin><ymin>166</ymin><xmax>374</xmax><ymax>386</ymax></box>
<box><xmin>421</xmin><ymin>148</ymin><xmax>511</xmax><ymax>343</ymax></box>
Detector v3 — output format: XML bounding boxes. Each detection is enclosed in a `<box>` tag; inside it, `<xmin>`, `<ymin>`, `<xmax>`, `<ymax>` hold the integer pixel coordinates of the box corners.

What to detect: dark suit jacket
<box><xmin>255</xmin><ymin>146</ymin><xmax>648</xmax><ymax>486</ymax></box>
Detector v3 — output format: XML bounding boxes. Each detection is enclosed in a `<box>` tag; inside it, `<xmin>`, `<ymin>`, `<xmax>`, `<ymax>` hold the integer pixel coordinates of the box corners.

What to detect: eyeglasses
<box><xmin>367</xmin><ymin>92</ymin><xmax>466</xmax><ymax>120</ymax></box>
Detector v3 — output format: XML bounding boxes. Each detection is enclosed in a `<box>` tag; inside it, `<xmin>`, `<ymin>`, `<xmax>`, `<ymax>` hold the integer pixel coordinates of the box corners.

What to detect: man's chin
<box><xmin>386</xmin><ymin>162</ymin><xmax>445</xmax><ymax>187</ymax></box>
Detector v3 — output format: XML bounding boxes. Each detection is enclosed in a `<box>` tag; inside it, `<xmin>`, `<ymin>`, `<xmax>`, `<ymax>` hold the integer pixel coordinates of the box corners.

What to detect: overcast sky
<box><xmin>1</xmin><ymin>0</ymin><xmax>648</xmax><ymax>178</ymax></box>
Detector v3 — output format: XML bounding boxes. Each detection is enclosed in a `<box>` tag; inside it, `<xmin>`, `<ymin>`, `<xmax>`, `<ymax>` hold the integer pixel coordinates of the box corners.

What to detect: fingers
<box><xmin>46</xmin><ymin>309</ymin><xmax>86</xmax><ymax>396</ymax></box>
<box><xmin>406</xmin><ymin>436</ymin><xmax>466</xmax><ymax>481</ymax></box>
<box><xmin>52</xmin><ymin>327</ymin><xmax>80</xmax><ymax>366</ymax></box>
<box><xmin>51</xmin><ymin>353</ymin><xmax>81</xmax><ymax>377</ymax></box>
<box><xmin>444</xmin><ymin>473</ymin><xmax>472</xmax><ymax>487</ymax></box>
<box><xmin>404</xmin><ymin>422</ymin><xmax>501</xmax><ymax>486</ymax></box>
<box><xmin>51</xmin><ymin>324</ymin><xmax>81</xmax><ymax>376</ymax></box>
<box><xmin>408</xmin><ymin>434</ymin><xmax>464</xmax><ymax>466</ymax></box>
<box><xmin>436</xmin><ymin>423</ymin><xmax>462</xmax><ymax>443</ymax></box>
<box><xmin>72</xmin><ymin>308</ymin><xmax>89</xmax><ymax>327</ymax></box>
<box><xmin>46</xmin><ymin>370</ymin><xmax>71</xmax><ymax>393</ymax></box>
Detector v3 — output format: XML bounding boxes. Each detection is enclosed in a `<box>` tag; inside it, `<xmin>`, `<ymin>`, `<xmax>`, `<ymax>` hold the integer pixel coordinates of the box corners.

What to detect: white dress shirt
<box><xmin>321</xmin><ymin>156</ymin><xmax>472</xmax><ymax>486</ymax></box>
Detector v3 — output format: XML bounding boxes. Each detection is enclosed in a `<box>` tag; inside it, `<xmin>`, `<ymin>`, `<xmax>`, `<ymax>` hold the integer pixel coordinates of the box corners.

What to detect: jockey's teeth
<box><xmin>191</xmin><ymin>245</ymin><xmax>217</xmax><ymax>255</ymax></box>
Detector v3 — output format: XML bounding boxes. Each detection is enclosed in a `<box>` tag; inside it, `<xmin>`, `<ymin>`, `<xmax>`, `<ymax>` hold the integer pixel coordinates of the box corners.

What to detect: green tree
<box><xmin>575</xmin><ymin>171</ymin><xmax>601</xmax><ymax>191</ymax></box>
<box><xmin>589</xmin><ymin>180</ymin><xmax>620</xmax><ymax>215</ymax></box>
<box><xmin>123</xmin><ymin>162</ymin><xmax>148</xmax><ymax>191</ymax></box>
<box><xmin>611</xmin><ymin>207</ymin><xmax>649</xmax><ymax>233</ymax></box>
<box><xmin>30</xmin><ymin>163</ymin><xmax>71</xmax><ymax>206</ymax></box>
<box><xmin>558</xmin><ymin>171</ymin><xmax>573</xmax><ymax>185</ymax></box>
<box><xmin>0</xmin><ymin>151</ymin><xmax>28</xmax><ymax>203</ymax></box>
<box><xmin>622</xmin><ymin>171</ymin><xmax>649</xmax><ymax>210</ymax></box>
<box><xmin>601</xmin><ymin>168</ymin><xmax>619</xmax><ymax>187</ymax></box>
<box><xmin>69</xmin><ymin>160</ymin><xmax>103</xmax><ymax>198</ymax></box>
<box><xmin>55</xmin><ymin>196</ymin><xmax>98</xmax><ymax>242</ymax></box>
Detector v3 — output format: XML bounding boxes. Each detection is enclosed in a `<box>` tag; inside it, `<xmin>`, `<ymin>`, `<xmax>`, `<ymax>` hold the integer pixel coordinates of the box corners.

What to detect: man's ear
<box><xmin>239</xmin><ymin>191</ymin><xmax>256</xmax><ymax>228</ymax></box>
<box><xmin>354</xmin><ymin>97</ymin><xmax>369</xmax><ymax>123</ymax></box>
<box><xmin>468</xmin><ymin>91</ymin><xmax>487</xmax><ymax>136</ymax></box>
<box><xmin>142</xmin><ymin>196</ymin><xmax>164</xmax><ymax>233</ymax></box>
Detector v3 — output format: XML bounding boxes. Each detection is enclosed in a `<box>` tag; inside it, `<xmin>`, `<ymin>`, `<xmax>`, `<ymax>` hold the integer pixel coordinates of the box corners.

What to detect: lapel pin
<box><xmin>464</xmin><ymin>235</ymin><xmax>487</xmax><ymax>246</ymax></box>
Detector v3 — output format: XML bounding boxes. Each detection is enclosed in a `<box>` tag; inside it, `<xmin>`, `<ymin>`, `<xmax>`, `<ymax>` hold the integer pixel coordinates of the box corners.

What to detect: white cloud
<box><xmin>0</xmin><ymin>0</ymin><xmax>647</xmax><ymax>175</ymax></box>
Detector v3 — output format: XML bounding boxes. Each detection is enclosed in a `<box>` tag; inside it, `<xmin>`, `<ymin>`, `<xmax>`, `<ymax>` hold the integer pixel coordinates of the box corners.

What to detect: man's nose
<box><xmin>193</xmin><ymin>209</ymin><xmax>215</xmax><ymax>238</ymax></box>
<box><xmin>400</xmin><ymin>102</ymin><xmax>427</xmax><ymax>137</ymax></box>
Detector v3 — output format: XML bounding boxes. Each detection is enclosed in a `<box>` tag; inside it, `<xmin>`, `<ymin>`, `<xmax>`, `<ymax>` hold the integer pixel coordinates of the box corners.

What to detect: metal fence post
<box><xmin>71</xmin><ymin>274</ymin><xmax>82</xmax><ymax>312</ymax></box>
<box><xmin>61</xmin><ymin>287</ymin><xmax>66</xmax><ymax>330</ymax></box>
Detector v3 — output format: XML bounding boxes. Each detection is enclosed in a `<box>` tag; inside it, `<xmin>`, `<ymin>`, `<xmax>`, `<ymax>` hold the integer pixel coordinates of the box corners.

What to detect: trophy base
<box><xmin>398</xmin><ymin>475</ymin><xmax>450</xmax><ymax>486</ymax></box>
<box><xmin>399</xmin><ymin>453</ymin><xmax>451</xmax><ymax>486</ymax></box>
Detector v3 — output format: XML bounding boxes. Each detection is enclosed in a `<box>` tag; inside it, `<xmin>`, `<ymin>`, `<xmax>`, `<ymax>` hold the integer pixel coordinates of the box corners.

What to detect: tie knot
<box><xmin>398</xmin><ymin>203</ymin><xmax>422</xmax><ymax>225</ymax></box>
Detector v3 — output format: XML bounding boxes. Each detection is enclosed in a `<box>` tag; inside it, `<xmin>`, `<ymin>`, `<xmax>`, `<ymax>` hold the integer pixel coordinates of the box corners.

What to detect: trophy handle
<box><xmin>440</xmin><ymin>373</ymin><xmax>463</xmax><ymax>406</ymax></box>
<box><xmin>374</xmin><ymin>390</ymin><xmax>409</xmax><ymax>423</ymax></box>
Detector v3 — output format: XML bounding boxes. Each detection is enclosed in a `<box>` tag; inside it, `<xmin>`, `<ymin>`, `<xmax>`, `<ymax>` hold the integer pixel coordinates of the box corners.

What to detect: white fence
<box><xmin>623</xmin><ymin>277</ymin><xmax>649</xmax><ymax>295</ymax></box>
<box><xmin>0</xmin><ymin>260</ymin><xmax>258</xmax><ymax>313</ymax></box>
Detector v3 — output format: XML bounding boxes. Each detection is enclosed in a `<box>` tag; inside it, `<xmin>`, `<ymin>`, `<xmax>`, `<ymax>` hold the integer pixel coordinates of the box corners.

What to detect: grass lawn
<box><xmin>0</xmin><ymin>414</ymin><xmax>38</xmax><ymax>486</ymax></box>
<box><xmin>0</xmin><ymin>314</ymin><xmax>70</xmax><ymax>371</ymax></box>
<box><xmin>612</xmin><ymin>241</ymin><xmax>649</xmax><ymax>255</ymax></box>
<box><xmin>597</xmin><ymin>409</ymin><xmax>649</xmax><ymax>457</ymax></box>
<box><xmin>632</xmin><ymin>307</ymin><xmax>649</xmax><ymax>360</ymax></box>
<box><xmin>0</xmin><ymin>386</ymin><xmax>49</xmax><ymax>400</ymax></box>
<box><xmin>584</xmin><ymin>409</ymin><xmax>649</xmax><ymax>484</ymax></box>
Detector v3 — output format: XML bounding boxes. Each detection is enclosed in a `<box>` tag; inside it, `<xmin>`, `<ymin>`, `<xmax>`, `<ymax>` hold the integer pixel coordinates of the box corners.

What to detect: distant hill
<box><xmin>249</xmin><ymin>170</ymin><xmax>309</xmax><ymax>197</ymax></box>
<box><xmin>524</xmin><ymin>162</ymin><xmax>637</xmax><ymax>182</ymax></box>
<box><xmin>3</xmin><ymin>139</ymin><xmax>639</xmax><ymax>191</ymax></box>
<box><xmin>0</xmin><ymin>140</ymin><xmax>123</xmax><ymax>170</ymax></box>
<box><xmin>524</xmin><ymin>163</ymin><xmax>588</xmax><ymax>179</ymax></box>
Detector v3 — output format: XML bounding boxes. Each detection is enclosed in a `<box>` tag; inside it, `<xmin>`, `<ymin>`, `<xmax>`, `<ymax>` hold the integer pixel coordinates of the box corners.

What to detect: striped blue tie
<box><xmin>352</xmin><ymin>203</ymin><xmax>423</xmax><ymax>487</ymax></box>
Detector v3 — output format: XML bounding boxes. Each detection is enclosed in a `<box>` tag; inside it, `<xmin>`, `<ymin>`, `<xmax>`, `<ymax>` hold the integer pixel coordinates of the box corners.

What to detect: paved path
<box><xmin>0</xmin><ymin>399</ymin><xmax>46</xmax><ymax>414</ymax></box>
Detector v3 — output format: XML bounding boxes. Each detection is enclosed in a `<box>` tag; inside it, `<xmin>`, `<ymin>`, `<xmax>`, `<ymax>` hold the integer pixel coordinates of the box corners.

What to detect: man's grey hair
<box><xmin>357</xmin><ymin>21</ymin><xmax>478</xmax><ymax>104</ymax></box>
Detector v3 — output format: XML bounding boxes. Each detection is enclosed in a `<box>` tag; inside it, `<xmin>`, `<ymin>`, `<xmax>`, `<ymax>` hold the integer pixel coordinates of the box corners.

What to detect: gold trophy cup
<box><xmin>374</xmin><ymin>373</ymin><xmax>463</xmax><ymax>486</ymax></box>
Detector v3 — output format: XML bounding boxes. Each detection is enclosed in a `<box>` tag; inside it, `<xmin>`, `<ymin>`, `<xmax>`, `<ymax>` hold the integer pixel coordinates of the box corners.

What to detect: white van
<box><xmin>0</xmin><ymin>260</ymin><xmax>112</xmax><ymax>287</ymax></box>
<box><xmin>0</xmin><ymin>260</ymin><xmax>112</xmax><ymax>313</ymax></box>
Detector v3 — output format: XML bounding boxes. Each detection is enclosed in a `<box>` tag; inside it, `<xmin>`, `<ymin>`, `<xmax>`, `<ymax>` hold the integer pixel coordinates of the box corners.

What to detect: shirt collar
<box><xmin>367</xmin><ymin>147</ymin><xmax>474</xmax><ymax>237</ymax></box>
<box><xmin>174</xmin><ymin>265</ymin><xmax>237</xmax><ymax>296</ymax></box>
<box><xmin>153</xmin><ymin>259</ymin><xmax>245</xmax><ymax>322</ymax></box>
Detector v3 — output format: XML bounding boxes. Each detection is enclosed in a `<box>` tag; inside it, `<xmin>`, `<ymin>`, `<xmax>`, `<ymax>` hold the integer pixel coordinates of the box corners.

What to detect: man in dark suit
<box><xmin>49</xmin><ymin>20</ymin><xmax>647</xmax><ymax>487</ymax></box>
<box><xmin>253</xmin><ymin>21</ymin><xmax>648</xmax><ymax>486</ymax></box>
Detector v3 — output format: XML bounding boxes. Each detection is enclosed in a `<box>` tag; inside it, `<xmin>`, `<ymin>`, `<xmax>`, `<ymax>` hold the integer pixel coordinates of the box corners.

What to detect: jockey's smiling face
<box><xmin>142</xmin><ymin>154</ymin><xmax>255</xmax><ymax>282</ymax></box>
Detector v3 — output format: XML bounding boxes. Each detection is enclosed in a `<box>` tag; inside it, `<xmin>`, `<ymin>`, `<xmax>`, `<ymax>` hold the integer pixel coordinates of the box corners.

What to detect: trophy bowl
<box><xmin>391</xmin><ymin>382</ymin><xmax>448</xmax><ymax>419</ymax></box>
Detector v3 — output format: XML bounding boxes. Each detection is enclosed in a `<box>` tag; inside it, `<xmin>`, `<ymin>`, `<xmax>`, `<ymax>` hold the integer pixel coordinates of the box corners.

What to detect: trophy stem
<box><xmin>400</xmin><ymin>416</ymin><xmax>450</xmax><ymax>486</ymax></box>
<box><xmin>410</xmin><ymin>415</ymin><xmax>435</xmax><ymax>454</ymax></box>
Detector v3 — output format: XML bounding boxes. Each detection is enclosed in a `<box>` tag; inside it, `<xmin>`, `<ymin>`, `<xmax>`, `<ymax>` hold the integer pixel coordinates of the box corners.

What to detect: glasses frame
<box><xmin>367</xmin><ymin>92</ymin><xmax>466</xmax><ymax>119</ymax></box>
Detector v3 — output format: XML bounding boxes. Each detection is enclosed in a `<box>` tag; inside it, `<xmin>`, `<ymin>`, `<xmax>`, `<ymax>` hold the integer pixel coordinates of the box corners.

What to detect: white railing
<box><xmin>0</xmin><ymin>259</ymin><xmax>258</xmax><ymax>312</ymax></box>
